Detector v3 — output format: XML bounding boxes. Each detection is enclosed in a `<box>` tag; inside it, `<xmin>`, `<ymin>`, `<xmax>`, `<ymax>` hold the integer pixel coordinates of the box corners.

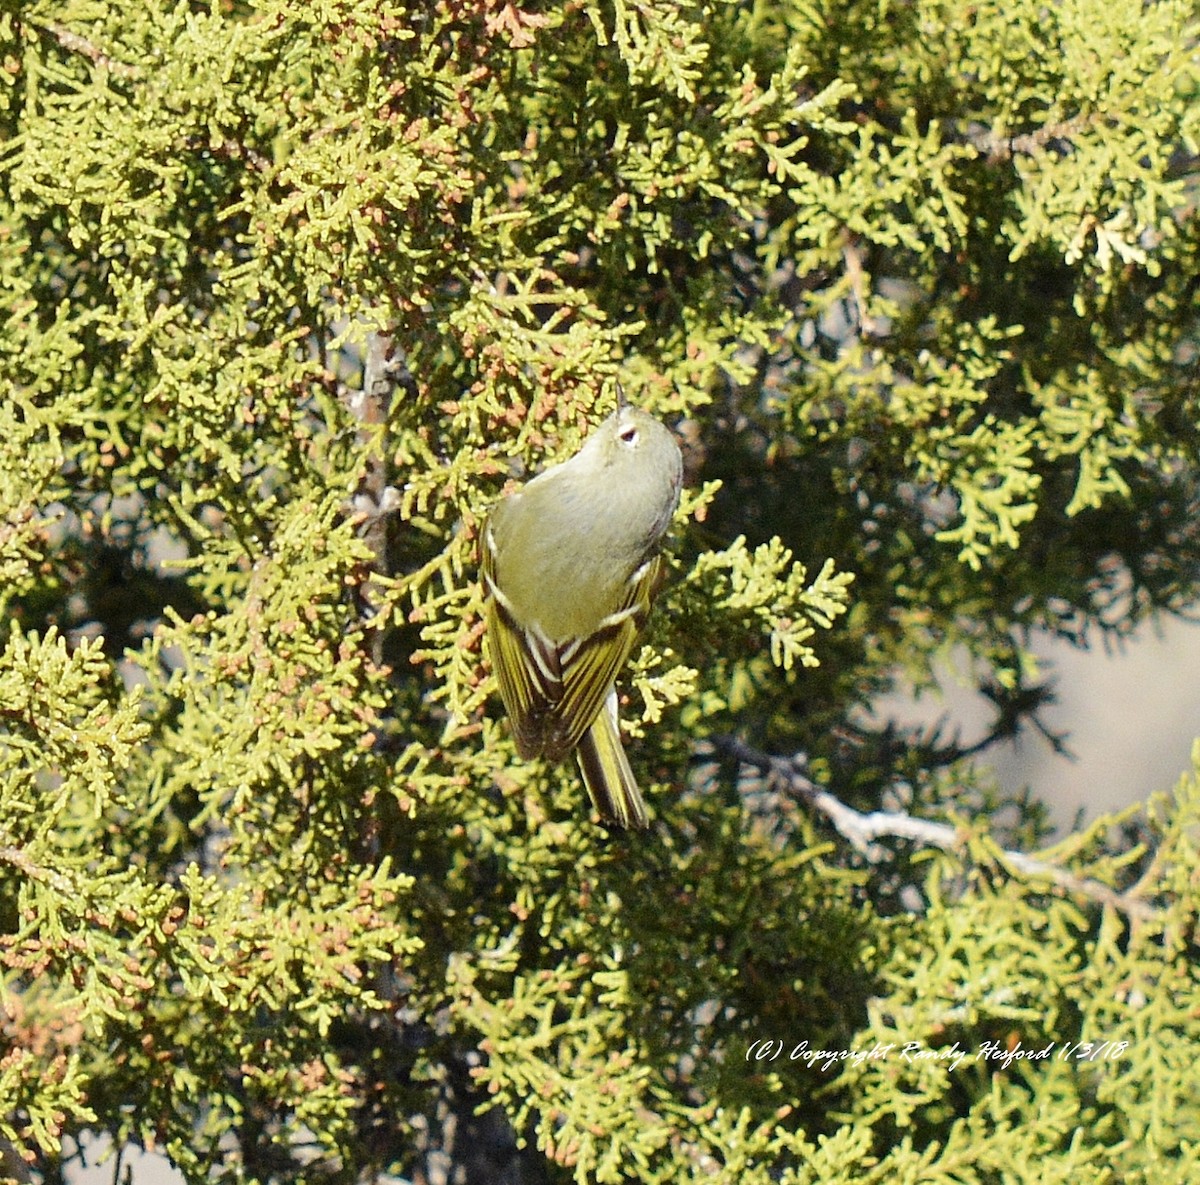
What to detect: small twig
<box><xmin>0</xmin><ymin>844</ymin><xmax>76</xmax><ymax>896</ymax></box>
<box><xmin>34</xmin><ymin>20</ymin><xmax>140</xmax><ymax>78</ymax></box>
<box><xmin>194</xmin><ymin>136</ymin><xmax>274</xmax><ymax>175</ymax></box>
<box><xmin>342</xmin><ymin>330</ymin><xmax>413</xmax><ymax>666</ymax></box>
<box><xmin>711</xmin><ymin>735</ymin><xmax>1160</xmax><ymax>922</ymax></box>
<box><xmin>347</xmin><ymin>330</ymin><xmax>410</xmax><ymax>568</ymax></box>
<box><xmin>842</xmin><ymin>238</ymin><xmax>886</xmax><ymax>339</ymax></box>
<box><xmin>963</xmin><ymin>112</ymin><xmax>1100</xmax><ymax>163</ymax></box>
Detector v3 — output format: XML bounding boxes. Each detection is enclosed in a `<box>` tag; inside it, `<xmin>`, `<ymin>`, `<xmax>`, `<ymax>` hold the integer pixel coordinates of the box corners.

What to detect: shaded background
<box><xmin>879</xmin><ymin>616</ymin><xmax>1200</xmax><ymax>830</ymax></box>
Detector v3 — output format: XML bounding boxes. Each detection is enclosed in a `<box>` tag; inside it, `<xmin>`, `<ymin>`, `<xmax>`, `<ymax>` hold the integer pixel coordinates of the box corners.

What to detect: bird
<box><xmin>480</xmin><ymin>391</ymin><xmax>683</xmax><ymax>828</ymax></box>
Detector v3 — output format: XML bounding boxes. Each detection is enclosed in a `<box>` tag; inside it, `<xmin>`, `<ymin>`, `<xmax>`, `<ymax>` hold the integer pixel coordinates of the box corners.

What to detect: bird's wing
<box><xmin>483</xmin><ymin>528</ymin><xmax>659</xmax><ymax>765</ymax></box>
<box><xmin>541</xmin><ymin>554</ymin><xmax>659</xmax><ymax>763</ymax></box>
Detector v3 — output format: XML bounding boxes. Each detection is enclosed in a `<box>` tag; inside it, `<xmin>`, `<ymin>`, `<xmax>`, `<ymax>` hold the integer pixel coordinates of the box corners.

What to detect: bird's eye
<box><xmin>619</xmin><ymin>427</ymin><xmax>639</xmax><ymax>445</ymax></box>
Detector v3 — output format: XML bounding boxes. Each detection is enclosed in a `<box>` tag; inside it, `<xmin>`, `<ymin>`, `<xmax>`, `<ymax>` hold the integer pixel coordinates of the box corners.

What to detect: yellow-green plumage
<box><xmin>481</xmin><ymin>400</ymin><xmax>682</xmax><ymax>829</ymax></box>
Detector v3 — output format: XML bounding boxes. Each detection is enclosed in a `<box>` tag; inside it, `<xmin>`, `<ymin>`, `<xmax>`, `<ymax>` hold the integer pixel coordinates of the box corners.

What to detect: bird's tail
<box><xmin>575</xmin><ymin>691</ymin><xmax>650</xmax><ymax>830</ymax></box>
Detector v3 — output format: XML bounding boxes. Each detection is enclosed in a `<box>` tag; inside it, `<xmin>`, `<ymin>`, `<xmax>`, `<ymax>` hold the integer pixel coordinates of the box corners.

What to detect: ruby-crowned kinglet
<box><xmin>481</xmin><ymin>391</ymin><xmax>683</xmax><ymax>829</ymax></box>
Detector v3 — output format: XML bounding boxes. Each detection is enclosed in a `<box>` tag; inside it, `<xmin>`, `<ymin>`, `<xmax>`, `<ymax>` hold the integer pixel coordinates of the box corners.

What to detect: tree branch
<box><xmin>32</xmin><ymin>20</ymin><xmax>140</xmax><ymax>78</ymax></box>
<box><xmin>961</xmin><ymin>112</ymin><xmax>1101</xmax><ymax>162</ymax></box>
<box><xmin>0</xmin><ymin>844</ymin><xmax>76</xmax><ymax>896</ymax></box>
<box><xmin>710</xmin><ymin>735</ymin><xmax>1160</xmax><ymax>922</ymax></box>
<box><xmin>341</xmin><ymin>330</ymin><xmax>411</xmax><ymax>666</ymax></box>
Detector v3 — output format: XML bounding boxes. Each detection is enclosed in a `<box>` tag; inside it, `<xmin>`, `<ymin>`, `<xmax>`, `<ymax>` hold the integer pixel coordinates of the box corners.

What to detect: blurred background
<box><xmin>878</xmin><ymin>615</ymin><xmax>1200</xmax><ymax>832</ymax></box>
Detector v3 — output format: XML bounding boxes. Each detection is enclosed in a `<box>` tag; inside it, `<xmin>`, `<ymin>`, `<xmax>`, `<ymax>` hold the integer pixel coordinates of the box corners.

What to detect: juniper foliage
<box><xmin>2</xmin><ymin>2</ymin><xmax>1199</xmax><ymax>1183</ymax></box>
